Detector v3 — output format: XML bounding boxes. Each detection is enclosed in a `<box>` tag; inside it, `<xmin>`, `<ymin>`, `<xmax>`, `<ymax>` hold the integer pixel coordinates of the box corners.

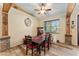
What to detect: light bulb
<box><xmin>41</xmin><ymin>10</ymin><xmax>45</xmax><ymax>14</ymax></box>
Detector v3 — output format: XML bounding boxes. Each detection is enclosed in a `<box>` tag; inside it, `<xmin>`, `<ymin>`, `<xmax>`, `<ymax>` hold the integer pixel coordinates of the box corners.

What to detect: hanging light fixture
<box><xmin>34</xmin><ymin>3</ymin><xmax>52</xmax><ymax>15</ymax></box>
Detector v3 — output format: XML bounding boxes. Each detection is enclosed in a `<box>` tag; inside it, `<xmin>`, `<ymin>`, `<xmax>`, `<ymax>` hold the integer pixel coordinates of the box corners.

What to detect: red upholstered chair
<box><xmin>25</xmin><ymin>35</ymin><xmax>38</xmax><ymax>56</ymax></box>
<box><xmin>41</xmin><ymin>33</ymin><xmax>52</xmax><ymax>55</ymax></box>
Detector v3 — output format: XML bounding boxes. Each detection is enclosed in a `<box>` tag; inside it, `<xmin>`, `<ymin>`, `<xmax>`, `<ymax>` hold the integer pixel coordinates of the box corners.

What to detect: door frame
<box><xmin>77</xmin><ymin>15</ymin><xmax>79</xmax><ymax>45</ymax></box>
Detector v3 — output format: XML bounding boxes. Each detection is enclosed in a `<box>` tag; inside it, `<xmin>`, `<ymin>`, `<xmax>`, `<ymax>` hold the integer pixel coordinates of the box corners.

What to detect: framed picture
<box><xmin>24</xmin><ymin>18</ymin><xmax>31</xmax><ymax>27</ymax></box>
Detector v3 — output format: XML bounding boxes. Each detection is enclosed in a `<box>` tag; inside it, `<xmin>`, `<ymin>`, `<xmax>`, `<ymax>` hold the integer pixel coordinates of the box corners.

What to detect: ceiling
<box><xmin>0</xmin><ymin>3</ymin><xmax>77</xmax><ymax>20</ymax></box>
<box><xmin>0</xmin><ymin>3</ymin><xmax>68</xmax><ymax>19</ymax></box>
<box><xmin>15</xmin><ymin>3</ymin><xmax>68</xmax><ymax>19</ymax></box>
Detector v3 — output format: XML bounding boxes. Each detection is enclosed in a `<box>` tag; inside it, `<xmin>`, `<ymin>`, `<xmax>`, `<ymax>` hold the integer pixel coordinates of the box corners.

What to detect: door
<box><xmin>77</xmin><ymin>15</ymin><xmax>79</xmax><ymax>45</ymax></box>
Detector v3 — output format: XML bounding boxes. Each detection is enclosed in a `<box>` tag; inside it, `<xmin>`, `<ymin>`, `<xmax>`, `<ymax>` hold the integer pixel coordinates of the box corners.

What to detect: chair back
<box><xmin>45</xmin><ymin>33</ymin><xmax>49</xmax><ymax>42</ymax></box>
<box><xmin>25</xmin><ymin>35</ymin><xmax>32</xmax><ymax>45</ymax></box>
<box><xmin>45</xmin><ymin>33</ymin><xmax>52</xmax><ymax>44</ymax></box>
<box><xmin>48</xmin><ymin>33</ymin><xmax>52</xmax><ymax>46</ymax></box>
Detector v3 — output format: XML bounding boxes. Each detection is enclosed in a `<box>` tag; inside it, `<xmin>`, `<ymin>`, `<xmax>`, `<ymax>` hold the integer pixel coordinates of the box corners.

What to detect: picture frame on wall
<box><xmin>24</xmin><ymin>18</ymin><xmax>31</xmax><ymax>27</ymax></box>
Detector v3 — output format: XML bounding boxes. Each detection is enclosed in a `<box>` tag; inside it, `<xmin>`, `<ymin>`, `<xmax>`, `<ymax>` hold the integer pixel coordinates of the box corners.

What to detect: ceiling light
<box><xmin>34</xmin><ymin>3</ymin><xmax>52</xmax><ymax>15</ymax></box>
<box><xmin>40</xmin><ymin>10</ymin><xmax>45</xmax><ymax>14</ymax></box>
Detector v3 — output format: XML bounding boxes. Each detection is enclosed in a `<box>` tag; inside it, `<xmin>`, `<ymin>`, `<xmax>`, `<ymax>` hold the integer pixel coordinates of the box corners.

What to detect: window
<box><xmin>44</xmin><ymin>19</ymin><xmax>60</xmax><ymax>33</ymax></box>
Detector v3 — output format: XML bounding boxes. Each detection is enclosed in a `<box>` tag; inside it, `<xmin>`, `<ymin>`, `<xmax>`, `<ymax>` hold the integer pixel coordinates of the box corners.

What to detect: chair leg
<box><xmin>31</xmin><ymin>49</ymin><xmax>33</xmax><ymax>56</ymax></box>
<box><xmin>26</xmin><ymin>47</ymin><xmax>28</xmax><ymax>55</ymax></box>
<box><xmin>38</xmin><ymin>46</ymin><xmax>41</xmax><ymax>56</ymax></box>
<box><xmin>44</xmin><ymin>45</ymin><xmax>46</xmax><ymax>55</ymax></box>
<box><xmin>48</xmin><ymin>41</ymin><xmax>50</xmax><ymax>50</ymax></box>
<box><xmin>47</xmin><ymin>44</ymin><xmax>49</xmax><ymax>51</ymax></box>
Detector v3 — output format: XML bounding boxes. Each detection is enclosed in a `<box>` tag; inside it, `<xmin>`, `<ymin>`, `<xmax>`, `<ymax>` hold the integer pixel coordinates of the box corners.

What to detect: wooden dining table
<box><xmin>31</xmin><ymin>34</ymin><xmax>46</xmax><ymax>55</ymax></box>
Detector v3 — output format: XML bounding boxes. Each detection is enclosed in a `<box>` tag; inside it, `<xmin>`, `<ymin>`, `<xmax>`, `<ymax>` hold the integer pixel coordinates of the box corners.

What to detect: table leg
<box><xmin>39</xmin><ymin>45</ymin><xmax>41</xmax><ymax>55</ymax></box>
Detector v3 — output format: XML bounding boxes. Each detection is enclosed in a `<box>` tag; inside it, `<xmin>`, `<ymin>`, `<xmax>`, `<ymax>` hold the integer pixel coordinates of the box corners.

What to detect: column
<box><xmin>2</xmin><ymin>12</ymin><xmax>8</xmax><ymax>36</ymax></box>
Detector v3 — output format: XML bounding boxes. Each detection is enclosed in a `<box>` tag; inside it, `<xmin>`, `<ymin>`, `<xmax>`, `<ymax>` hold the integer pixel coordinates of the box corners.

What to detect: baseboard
<box><xmin>58</xmin><ymin>42</ymin><xmax>78</xmax><ymax>48</ymax></box>
<box><xmin>6</xmin><ymin>44</ymin><xmax>23</xmax><ymax>51</ymax></box>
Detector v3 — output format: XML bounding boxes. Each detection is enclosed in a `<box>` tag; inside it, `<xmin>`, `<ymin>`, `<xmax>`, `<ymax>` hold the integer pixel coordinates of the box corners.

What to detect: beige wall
<box><xmin>39</xmin><ymin>5</ymin><xmax>78</xmax><ymax>46</ymax></box>
<box><xmin>0</xmin><ymin>12</ymin><xmax>2</xmax><ymax>36</ymax></box>
<box><xmin>70</xmin><ymin>4</ymin><xmax>79</xmax><ymax>45</ymax></box>
<box><xmin>40</xmin><ymin>13</ymin><xmax>66</xmax><ymax>43</ymax></box>
<box><xmin>8</xmin><ymin>8</ymin><xmax>40</xmax><ymax>47</ymax></box>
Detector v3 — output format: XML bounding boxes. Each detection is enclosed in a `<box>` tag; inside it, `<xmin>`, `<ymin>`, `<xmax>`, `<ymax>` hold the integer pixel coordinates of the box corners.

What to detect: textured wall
<box><xmin>40</xmin><ymin>13</ymin><xmax>66</xmax><ymax>44</ymax></box>
<box><xmin>8</xmin><ymin>8</ymin><xmax>40</xmax><ymax>47</ymax></box>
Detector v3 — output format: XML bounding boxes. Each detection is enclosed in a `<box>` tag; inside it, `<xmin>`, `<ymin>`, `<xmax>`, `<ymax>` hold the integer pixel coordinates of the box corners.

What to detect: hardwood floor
<box><xmin>49</xmin><ymin>43</ymin><xmax>79</xmax><ymax>56</ymax></box>
<box><xmin>0</xmin><ymin>46</ymin><xmax>25</xmax><ymax>56</ymax></box>
<box><xmin>0</xmin><ymin>43</ymin><xmax>79</xmax><ymax>56</ymax></box>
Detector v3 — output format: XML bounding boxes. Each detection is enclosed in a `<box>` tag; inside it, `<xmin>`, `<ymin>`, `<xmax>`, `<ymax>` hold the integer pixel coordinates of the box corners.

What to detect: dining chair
<box><xmin>41</xmin><ymin>33</ymin><xmax>52</xmax><ymax>55</ymax></box>
<box><xmin>25</xmin><ymin>35</ymin><xmax>38</xmax><ymax>56</ymax></box>
<box><xmin>23</xmin><ymin>36</ymin><xmax>28</xmax><ymax>45</ymax></box>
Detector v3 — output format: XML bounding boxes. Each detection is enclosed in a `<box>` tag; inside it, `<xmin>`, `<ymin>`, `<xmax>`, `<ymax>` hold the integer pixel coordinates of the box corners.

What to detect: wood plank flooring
<box><xmin>0</xmin><ymin>43</ymin><xmax>79</xmax><ymax>56</ymax></box>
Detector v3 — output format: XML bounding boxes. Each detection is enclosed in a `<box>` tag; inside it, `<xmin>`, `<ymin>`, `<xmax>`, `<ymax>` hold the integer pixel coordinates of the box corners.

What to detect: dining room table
<box><xmin>31</xmin><ymin>34</ymin><xmax>46</xmax><ymax>55</ymax></box>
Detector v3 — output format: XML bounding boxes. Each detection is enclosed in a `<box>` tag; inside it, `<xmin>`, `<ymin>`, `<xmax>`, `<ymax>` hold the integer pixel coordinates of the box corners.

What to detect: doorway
<box><xmin>77</xmin><ymin>15</ymin><xmax>79</xmax><ymax>45</ymax></box>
